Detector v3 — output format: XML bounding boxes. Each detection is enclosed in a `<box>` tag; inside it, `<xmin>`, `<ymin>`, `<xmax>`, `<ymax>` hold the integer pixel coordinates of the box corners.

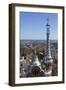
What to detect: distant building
<box><xmin>50</xmin><ymin>43</ymin><xmax>58</xmax><ymax>62</ymax></box>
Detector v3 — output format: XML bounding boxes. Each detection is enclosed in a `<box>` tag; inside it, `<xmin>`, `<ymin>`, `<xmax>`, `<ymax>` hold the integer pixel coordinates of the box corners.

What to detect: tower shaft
<box><xmin>45</xmin><ymin>18</ymin><xmax>53</xmax><ymax>64</ymax></box>
<box><xmin>47</xmin><ymin>27</ymin><xmax>51</xmax><ymax>57</ymax></box>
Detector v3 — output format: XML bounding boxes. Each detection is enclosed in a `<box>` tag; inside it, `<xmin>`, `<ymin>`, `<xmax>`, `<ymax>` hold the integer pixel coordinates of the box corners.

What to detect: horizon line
<box><xmin>20</xmin><ymin>39</ymin><xmax>58</xmax><ymax>40</ymax></box>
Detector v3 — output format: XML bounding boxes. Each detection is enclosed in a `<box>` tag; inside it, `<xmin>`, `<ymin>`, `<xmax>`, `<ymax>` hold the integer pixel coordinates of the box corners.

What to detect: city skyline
<box><xmin>20</xmin><ymin>12</ymin><xmax>58</xmax><ymax>40</ymax></box>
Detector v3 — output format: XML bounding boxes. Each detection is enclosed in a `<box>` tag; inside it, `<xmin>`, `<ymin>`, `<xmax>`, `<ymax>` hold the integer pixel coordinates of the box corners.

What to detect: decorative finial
<box><xmin>46</xmin><ymin>17</ymin><xmax>50</xmax><ymax>26</ymax></box>
<box><xmin>47</xmin><ymin>18</ymin><xmax>49</xmax><ymax>23</ymax></box>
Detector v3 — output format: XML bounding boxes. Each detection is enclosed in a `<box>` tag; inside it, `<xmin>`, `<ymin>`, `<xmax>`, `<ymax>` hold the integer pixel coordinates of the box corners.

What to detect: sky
<box><xmin>20</xmin><ymin>12</ymin><xmax>58</xmax><ymax>40</ymax></box>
